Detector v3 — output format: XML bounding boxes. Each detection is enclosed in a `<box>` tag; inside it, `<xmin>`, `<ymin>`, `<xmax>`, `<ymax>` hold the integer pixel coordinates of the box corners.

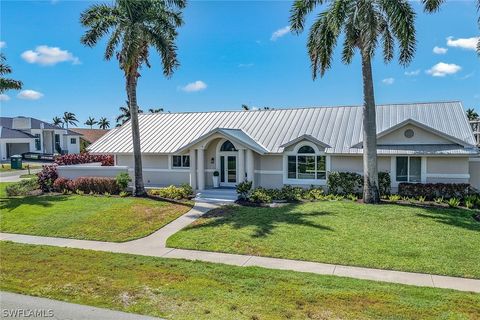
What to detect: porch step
<box><xmin>195</xmin><ymin>188</ymin><xmax>238</xmax><ymax>203</ymax></box>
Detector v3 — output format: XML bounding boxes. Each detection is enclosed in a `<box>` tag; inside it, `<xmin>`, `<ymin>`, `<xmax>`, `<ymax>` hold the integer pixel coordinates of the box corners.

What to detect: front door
<box><xmin>220</xmin><ymin>155</ymin><xmax>237</xmax><ymax>187</ymax></box>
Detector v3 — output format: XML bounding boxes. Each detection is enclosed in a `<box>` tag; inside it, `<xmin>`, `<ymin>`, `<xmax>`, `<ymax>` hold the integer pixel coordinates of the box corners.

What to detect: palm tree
<box><xmin>148</xmin><ymin>107</ymin><xmax>164</xmax><ymax>113</ymax></box>
<box><xmin>422</xmin><ymin>0</ymin><xmax>480</xmax><ymax>54</ymax></box>
<box><xmin>242</xmin><ymin>104</ymin><xmax>250</xmax><ymax>110</ymax></box>
<box><xmin>62</xmin><ymin>112</ymin><xmax>79</xmax><ymax>129</ymax></box>
<box><xmin>85</xmin><ymin>116</ymin><xmax>97</xmax><ymax>128</ymax></box>
<box><xmin>98</xmin><ymin>117</ymin><xmax>111</xmax><ymax>129</ymax></box>
<box><xmin>291</xmin><ymin>0</ymin><xmax>416</xmax><ymax>203</ymax></box>
<box><xmin>116</xmin><ymin>104</ymin><xmax>144</xmax><ymax>126</ymax></box>
<box><xmin>52</xmin><ymin>116</ymin><xmax>63</xmax><ymax>127</ymax></box>
<box><xmin>0</xmin><ymin>53</ymin><xmax>22</xmax><ymax>93</ymax></box>
<box><xmin>466</xmin><ymin>108</ymin><xmax>479</xmax><ymax>121</ymax></box>
<box><xmin>80</xmin><ymin>0</ymin><xmax>185</xmax><ymax>196</ymax></box>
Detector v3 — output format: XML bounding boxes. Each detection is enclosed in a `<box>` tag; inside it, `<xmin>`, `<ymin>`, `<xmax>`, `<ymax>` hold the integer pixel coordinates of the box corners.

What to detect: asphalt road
<box><xmin>0</xmin><ymin>292</ymin><xmax>162</xmax><ymax>320</ymax></box>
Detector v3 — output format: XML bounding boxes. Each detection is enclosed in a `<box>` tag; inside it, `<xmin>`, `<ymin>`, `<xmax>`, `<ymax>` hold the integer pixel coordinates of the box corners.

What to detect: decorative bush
<box><xmin>304</xmin><ymin>187</ymin><xmax>324</xmax><ymax>201</ymax></box>
<box><xmin>37</xmin><ymin>164</ymin><xmax>58</xmax><ymax>192</ymax></box>
<box><xmin>249</xmin><ymin>187</ymin><xmax>272</xmax><ymax>203</ymax></box>
<box><xmin>398</xmin><ymin>183</ymin><xmax>472</xmax><ymax>201</ymax></box>
<box><xmin>68</xmin><ymin>177</ymin><xmax>119</xmax><ymax>195</ymax></box>
<box><xmin>149</xmin><ymin>185</ymin><xmax>192</xmax><ymax>200</ymax></box>
<box><xmin>236</xmin><ymin>180</ymin><xmax>252</xmax><ymax>200</ymax></box>
<box><xmin>327</xmin><ymin>172</ymin><xmax>362</xmax><ymax>195</ymax></box>
<box><xmin>378</xmin><ymin>172</ymin><xmax>391</xmax><ymax>196</ymax></box>
<box><xmin>6</xmin><ymin>178</ymin><xmax>40</xmax><ymax>196</ymax></box>
<box><xmin>53</xmin><ymin>177</ymin><xmax>70</xmax><ymax>192</ymax></box>
<box><xmin>54</xmin><ymin>153</ymin><xmax>114</xmax><ymax>166</ymax></box>
<box><xmin>280</xmin><ymin>185</ymin><xmax>304</xmax><ymax>201</ymax></box>
<box><xmin>115</xmin><ymin>172</ymin><xmax>131</xmax><ymax>192</ymax></box>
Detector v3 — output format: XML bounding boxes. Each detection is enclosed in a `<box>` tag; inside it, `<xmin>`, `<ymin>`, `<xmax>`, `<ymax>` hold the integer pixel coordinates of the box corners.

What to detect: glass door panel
<box><xmin>227</xmin><ymin>156</ymin><xmax>236</xmax><ymax>183</ymax></box>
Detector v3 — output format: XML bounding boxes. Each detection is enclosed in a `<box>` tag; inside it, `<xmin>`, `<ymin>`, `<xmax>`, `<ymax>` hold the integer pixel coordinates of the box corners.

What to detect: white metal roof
<box><xmin>88</xmin><ymin>101</ymin><xmax>477</xmax><ymax>155</ymax></box>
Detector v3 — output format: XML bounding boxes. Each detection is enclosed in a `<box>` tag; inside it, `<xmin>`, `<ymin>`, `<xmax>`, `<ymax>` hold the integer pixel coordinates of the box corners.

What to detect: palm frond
<box><xmin>421</xmin><ymin>0</ymin><xmax>445</xmax><ymax>12</ymax></box>
<box><xmin>290</xmin><ymin>0</ymin><xmax>328</xmax><ymax>33</ymax></box>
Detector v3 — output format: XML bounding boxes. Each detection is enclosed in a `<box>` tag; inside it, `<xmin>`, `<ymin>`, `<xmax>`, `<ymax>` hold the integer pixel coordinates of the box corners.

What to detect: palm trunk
<box><xmin>126</xmin><ymin>71</ymin><xmax>146</xmax><ymax>197</ymax></box>
<box><xmin>360</xmin><ymin>51</ymin><xmax>380</xmax><ymax>204</ymax></box>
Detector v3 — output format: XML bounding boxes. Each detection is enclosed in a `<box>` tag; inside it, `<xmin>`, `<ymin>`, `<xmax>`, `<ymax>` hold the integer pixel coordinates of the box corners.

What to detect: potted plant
<box><xmin>213</xmin><ymin>170</ymin><xmax>220</xmax><ymax>188</ymax></box>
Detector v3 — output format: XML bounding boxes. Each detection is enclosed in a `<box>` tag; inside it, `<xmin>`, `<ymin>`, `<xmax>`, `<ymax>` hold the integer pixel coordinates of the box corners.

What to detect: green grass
<box><xmin>19</xmin><ymin>173</ymin><xmax>37</xmax><ymax>179</ymax></box>
<box><xmin>1</xmin><ymin>242</ymin><xmax>479</xmax><ymax>320</ymax></box>
<box><xmin>168</xmin><ymin>201</ymin><xmax>480</xmax><ymax>279</ymax></box>
<box><xmin>0</xmin><ymin>183</ymin><xmax>192</xmax><ymax>242</ymax></box>
<box><xmin>0</xmin><ymin>163</ymin><xmax>41</xmax><ymax>172</ymax></box>
<box><xmin>0</xmin><ymin>182</ymin><xmax>13</xmax><ymax>198</ymax></box>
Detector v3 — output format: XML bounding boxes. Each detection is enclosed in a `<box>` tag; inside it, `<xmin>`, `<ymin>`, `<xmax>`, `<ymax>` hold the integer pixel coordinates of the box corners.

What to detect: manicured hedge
<box><xmin>398</xmin><ymin>183</ymin><xmax>473</xmax><ymax>200</ymax></box>
<box><xmin>327</xmin><ymin>171</ymin><xmax>391</xmax><ymax>196</ymax></box>
<box><xmin>54</xmin><ymin>153</ymin><xmax>114</xmax><ymax>166</ymax></box>
<box><xmin>37</xmin><ymin>164</ymin><xmax>58</xmax><ymax>192</ymax></box>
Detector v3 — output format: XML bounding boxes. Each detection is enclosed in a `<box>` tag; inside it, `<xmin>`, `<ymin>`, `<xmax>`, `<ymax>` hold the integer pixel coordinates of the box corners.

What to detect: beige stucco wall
<box><xmin>469</xmin><ymin>160</ymin><xmax>480</xmax><ymax>189</ymax></box>
<box><xmin>256</xmin><ymin>154</ymin><xmax>282</xmax><ymax>170</ymax></box>
<box><xmin>255</xmin><ymin>173</ymin><xmax>283</xmax><ymax>189</ymax></box>
<box><xmin>330</xmin><ymin>156</ymin><xmax>390</xmax><ymax>173</ymax></box>
<box><xmin>116</xmin><ymin>154</ymin><xmax>169</xmax><ymax>168</ymax></box>
<box><xmin>426</xmin><ymin>157</ymin><xmax>469</xmax><ymax>174</ymax></box>
<box><xmin>378</xmin><ymin>124</ymin><xmax>451</xmax><ymax>145</ymax></box>
<box><xmin>142</xmin><ymin>170</ymin><xmax>189</xmax><ymax>187</ymax></box>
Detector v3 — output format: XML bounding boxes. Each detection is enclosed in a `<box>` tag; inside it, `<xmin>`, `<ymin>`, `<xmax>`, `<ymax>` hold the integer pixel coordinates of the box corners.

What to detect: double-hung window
<box><xmin>34</xmin><ymin>134</ymin><xmax>41</xmax><ymax>151</ymax></box>
<box><xmin>172</xmin><ymin>155</ymin><xmax>190</xmax><ymax>168</ymax></box>
<box><xmin>287</xmin><ymin>145</ymin><xmax>326</xmax><ymax>180</ymax></box>
<box><xmin>396</xmin><ymin>156</ymin><xmax>421</xmax><ymax>182</ymax></box>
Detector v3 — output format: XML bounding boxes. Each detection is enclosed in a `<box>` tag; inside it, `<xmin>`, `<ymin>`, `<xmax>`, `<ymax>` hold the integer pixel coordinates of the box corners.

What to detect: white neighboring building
<box><xmin>87</xmin><ymin>101</ymin><xmax>479</xmax><ymax>190</ymax></box>
<box><xmin>0</xmin><ymin>116</ymin><xmax>82</xmax><ymax>160</ymax></box>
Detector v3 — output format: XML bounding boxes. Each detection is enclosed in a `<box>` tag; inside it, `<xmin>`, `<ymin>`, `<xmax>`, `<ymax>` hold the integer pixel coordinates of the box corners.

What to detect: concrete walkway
<box><xmin>0</xmin><ymin>169</ymin><xmax>41</xmax><ymax>183</ymax></box>
<box><xmin>0</xmin><ymin>291</ymin><xmax>161</xmax><ymax>320</ymax></box>
<box><xmin>1</xmin><ymin>201</ymin><xmax>479</xmax><ymax>293</ymax></box>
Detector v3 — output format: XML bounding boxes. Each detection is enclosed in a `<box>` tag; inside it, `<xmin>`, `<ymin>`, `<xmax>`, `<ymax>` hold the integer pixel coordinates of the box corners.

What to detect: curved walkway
<box><xmin>1</xmin><ymin>200</ymin><xmax>479</xmax><ymax>293</ymax></box>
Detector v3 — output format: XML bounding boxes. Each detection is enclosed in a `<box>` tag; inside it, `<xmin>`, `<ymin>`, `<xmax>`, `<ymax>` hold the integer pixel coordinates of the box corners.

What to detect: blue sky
<box><xmin>0</xmin><ymin>0</ymin><xmax>479</xmax><ymax>127</ymax></box>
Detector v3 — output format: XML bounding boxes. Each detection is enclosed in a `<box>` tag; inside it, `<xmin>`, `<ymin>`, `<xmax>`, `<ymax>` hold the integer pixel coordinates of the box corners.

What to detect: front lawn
<box><xmin>0</xmin><ymin>163</ymin><xmax>42</xmax><ymax>172</ymax></box>
<box><xmin>0</xmin><ymin>183</ymin><xmax>192</xmax><ymax>242</ymax></box>
<box><xmin>168</xmin><ymin>201</ymin><xmax>480</xmax><ymax>278</ymax></box>
<box><xmin>1</xmin><ymin>242</ymin><xmax>479</xmax><ymax>320</ymax></box>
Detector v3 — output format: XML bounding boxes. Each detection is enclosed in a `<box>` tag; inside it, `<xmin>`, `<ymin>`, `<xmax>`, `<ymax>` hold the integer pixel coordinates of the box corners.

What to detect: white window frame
<box><xmin>171</xmin><ymin>154</ymin><xmax>190</xmax><ymax>169</ymax></box>
<box><xmin>70</xmin><ymin>138</ymin><xmax>77</xmax><ymax>145</ymax></box>
<box><xmin>283</xmin><ymin>141</ymin><xmax>330</xmax><ymax>185</ymax></box>
<box><xmin>391</xmin><ymin>156</ymin><xmax>426</xmax><ymax>187</ymax></box>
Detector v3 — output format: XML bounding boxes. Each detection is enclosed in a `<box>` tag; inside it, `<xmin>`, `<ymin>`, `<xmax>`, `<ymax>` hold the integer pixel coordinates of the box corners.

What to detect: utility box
<box><xmin>10</xmin><ymin>155</ymin><xmax>23</xmax><ymax>170</ymax></box>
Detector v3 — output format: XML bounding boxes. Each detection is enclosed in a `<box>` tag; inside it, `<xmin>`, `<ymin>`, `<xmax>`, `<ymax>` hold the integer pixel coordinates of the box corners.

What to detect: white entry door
<box><xmin>220</xmin><ymin>154</ymin><xmax>237</xmax><ymax>187</ymax></box>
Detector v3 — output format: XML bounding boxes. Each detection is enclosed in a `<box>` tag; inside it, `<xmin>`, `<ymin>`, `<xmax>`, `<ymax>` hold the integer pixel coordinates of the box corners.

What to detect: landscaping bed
<box><xmin>168</xmin><ymin>200</ymin><xmax>480</xmax><ymax>279</ymax></box>
<box><xmin>1</xmin><ymin>242</ymin><xmax>479</xmax><ymax>320</ymax></box>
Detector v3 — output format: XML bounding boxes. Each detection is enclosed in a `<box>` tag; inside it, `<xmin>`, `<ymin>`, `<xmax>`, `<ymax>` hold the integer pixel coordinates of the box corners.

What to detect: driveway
<box><xmin>0</xmin><ymin>169</ymin><xmax>41</xmax><ymax>183</ymax></box>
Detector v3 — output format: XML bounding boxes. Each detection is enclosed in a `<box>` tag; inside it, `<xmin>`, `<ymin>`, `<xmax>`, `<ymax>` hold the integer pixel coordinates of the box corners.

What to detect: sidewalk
<box><xmin>1</xmin><ymin>201</ymin><xmax>479</xmax><ymax>293</ymax></box>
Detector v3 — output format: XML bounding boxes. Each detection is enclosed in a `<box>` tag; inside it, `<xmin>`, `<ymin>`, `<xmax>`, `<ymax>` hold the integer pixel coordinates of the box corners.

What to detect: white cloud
<box><xmin>17</xmin><ymin>90</ymin><xmax>44</xmax><ymax>100</ymax></box>
<box><xmin>181</xmin><ymin>80</ymin><xmax>207</xmax><ymax>92</ymax></box>
<box><xmin>405</xmin><ymin>69</ymin><xmax>421</xmax><ymax>76</ymax></box>
<box><xmin>0</xmin><ymin>94</ymin><xmax>10</xmax><ymax>101</ymax></box>
<box><xmin>446</xmin><ymin>36</ymin><xmax>479</xmax><ymax>50</ymax></box>
<box><xmin>0</xmin><ymin>41</ymin><xmax>6</xmax><ymax>49</ymax></box>
<box><xmin>426</xmin><ymin>62</ymin><xmax>461</xmax><ymax>77</ymax></box>
<box><xmin>21</xmin><ymin>45</ymin><xmax>80</xmax><ymax>66</ymax></box>
<box><xmin>382</xmin><ymin>78</ymin><xmax>395</xmax><ymax>85</ymax></box>
<box><xmin>433</xmin><ymin>46</ymin><xmax>448</xmax><ymax>54</ymax></box>
<box><xmin>271</xmin><ymin>26</ymin><xmax>291</xmax><ymax>41</ymax></box>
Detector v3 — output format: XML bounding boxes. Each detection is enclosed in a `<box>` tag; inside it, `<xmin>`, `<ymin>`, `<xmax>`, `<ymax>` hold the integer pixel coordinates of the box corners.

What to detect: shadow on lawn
<box><xmin>188</xmin><ymin>204</ymin><xmax>334</xmax><ymax>238</ymax></box>
<box><xmin>0</xmin><ymin>195</ymin><xmax>70</xmax><ymax>212</ymax></box>
<box><xmin>415</xmin><ymin>207</ymin><xmax>480</xmax><ymax>232</ymax></box>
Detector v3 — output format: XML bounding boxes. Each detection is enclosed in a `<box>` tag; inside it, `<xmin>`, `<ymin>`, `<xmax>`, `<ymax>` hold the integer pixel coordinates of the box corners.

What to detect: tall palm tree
<box><xmin>52</xmin><ymin>116</ymin><xmax>63</xmax><ymax>127</ymax></box>
<box><xmin>422</xmin><ymin>0</ymin><xmax>480</xmax><ymax>54</ymax></box>
<box><xmin>62</xmin><ymin>112</ymin><xmax>79</xmax><ymax>129</ymax></box>
<box><xmin>98</xmin><ymin>117</ymin><xmax>111</xmax><ymax>129</ymax></box>
<box><xmin>466</xmin><ymin>108</ymin><xmax>479</xmax><ymax>121</ymax></box>
<box><xmin>291</xmin><ymin>0</ymin><xmax>416</xmax><ymax>203</ymax></box>
<box><xmin>85</xmin><ymin>116</ymin><xmax>97</xmax><ymax>128</ymax></box>
<box><xmin>0</xmin><ymin>53</ymin><xmax>22</xmax><ymax>93</ymax></box>
<box><xmin>80</xmin><ymin>0</ymin><xmax>185</xmax><ymax>196</ymax></box>
<box><xmin>148</xmin><ymin>107</ymin><xmax>164</xmax><ymax>113</ymax></box>
<box><xmin>116</xmin><ymin>104</ymin><xmax>144</xmax><ymax>126</ymax></box>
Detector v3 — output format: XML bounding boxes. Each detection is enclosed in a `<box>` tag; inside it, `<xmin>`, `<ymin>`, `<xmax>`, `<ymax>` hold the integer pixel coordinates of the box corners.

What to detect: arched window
<box><xmin>220</xmin><ymin>140</ymin><xmax>237</xmax><ymax>152</ymax></box>
<box><xmin>287</xmin><ymin>144</ymin><xmax>326</xmax><ymax>180</ymax></box>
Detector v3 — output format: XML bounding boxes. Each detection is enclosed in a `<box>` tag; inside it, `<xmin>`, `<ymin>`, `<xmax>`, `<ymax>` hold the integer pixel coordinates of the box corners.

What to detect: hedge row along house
<box><xmin>85</xmin><ymin>101</ymin><xmax>480</xmax><ymax>191</ymax></box>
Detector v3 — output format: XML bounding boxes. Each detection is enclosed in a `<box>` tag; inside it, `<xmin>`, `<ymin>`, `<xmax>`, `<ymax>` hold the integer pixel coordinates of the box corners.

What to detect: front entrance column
<box><xmin>246</xmin><ymin>149</ymin><xmax>254</xmax><ymax>186</ymax></box>
<box><xmin>238</xmin><ymin>149</ymin><xmax>245</xmax><ymax>183</ymax></box>
<box><xmin>189</xmin><ymin>149</ymin><xmax>197</xmax><ymax>190</ymax></box>
<box><xmin>197</xmin><ymin>148</ymin><xmax>205</xmax><ymax>190</ymax></box>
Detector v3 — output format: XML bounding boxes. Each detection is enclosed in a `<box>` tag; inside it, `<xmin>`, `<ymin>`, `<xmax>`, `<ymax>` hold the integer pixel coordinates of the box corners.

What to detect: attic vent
<box><xmin>404</xmin><ymin>129</ymin><xmax>414</xmax><ymax>138</ymax></box>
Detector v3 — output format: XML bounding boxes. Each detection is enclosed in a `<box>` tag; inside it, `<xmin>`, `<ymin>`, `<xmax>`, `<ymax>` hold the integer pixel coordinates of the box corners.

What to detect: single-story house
<box><xmin>0</xmin><ymin>116</ymin><xmax>82</xmax><ymax>160</ymax></box>
<box><xmin>87</xmin><ymin>101</ymin><xmax>480</xmax><ymax>191</ymax></box>
<box><xmin>69</xmin><ymin>128</ymin><xmax>109</xmax><ymax>152</ymax></box>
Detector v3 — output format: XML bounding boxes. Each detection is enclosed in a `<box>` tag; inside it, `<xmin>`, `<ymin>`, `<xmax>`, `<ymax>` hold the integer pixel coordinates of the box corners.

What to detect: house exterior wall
<box><xmin>469</xmin><ymin>159</ymin><xmax>480</xmax><ymax>189</ymax></box>
<box><xmin>0</xmin><ymin>138</ymin><xmax>36</xmax><ymax>160</ymax></box>
<box><xmin>66</xmin><ymin>136</ymin><xmax>80</xmax><ymax>154</ymax></box>
<box><xmin>378</xmin><ymin>124</ymin><xmax>452</xmax><ymax>145</ymax></box>
<box><xmin>425</xmin><ymin>157</ymin><xmax>470</xmax><ymax>184</ymax></box>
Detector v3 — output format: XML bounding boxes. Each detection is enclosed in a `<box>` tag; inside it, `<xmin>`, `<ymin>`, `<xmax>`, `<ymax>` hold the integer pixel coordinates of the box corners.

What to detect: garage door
<box><xmin>6</xmin><ymin>143</ymin><xmax>29</xmax><ymax>158</ymax></box>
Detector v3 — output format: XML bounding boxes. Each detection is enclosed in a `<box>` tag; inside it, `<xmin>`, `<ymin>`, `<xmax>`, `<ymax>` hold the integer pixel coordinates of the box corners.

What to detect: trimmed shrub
<box><xmin>378</xmin><ymin>172</ymin><xmax>391</xmax><ymax>196</ymax></box>
<box><xmin>53</xmin><ymin>177</ymin><xmax>70</xmax><ymax>192</ymax></box>
<box><xmin>327</xmin><ymin>171</ymin><xmax>391</xmax><ymax>197</ymax></box>
<box><xmin>37</xmin><ymin>164</ymin><xmax>58</xmax><ymax>192</ymax></box>
<box><xmin>236</xmin><ymin>180</ymin><xmax>253</xmax><ymax>200</ymax></box>
<box><xmin>180</xmin><ymin>183</ymin><xmax>194</xmax><ymax>197</ymax></box>
<box><xmin>54</xmin><ymin>153</ymin><xmax>114</xmax><ymax>166</ymax></box>
<box><xmin>68</xmin><ymin>177</ymin><xmax>119</xmax><ymax>195</ymax></box>
<box><xmin>249</xmin><ymin>187</ymin><xmax>272</xmax><ymax>203</ymax></box>
<box><xmin>115</xmin><ymin>172</ymin><xmax>131</xmax><ymax>192</ymax></box>
<box><xmin>304</xmin><ymin>187</ymin><xmax>324</xmax><ymax>201</ymax></box>
<box><xmin>149</xmin><ymin>185</ymin><xmax>192</xmax><ymax>200</ymax></box>
<box><xmin>280</xmin><ymin>185</ymin><xmax>304</xmax><ymax>201</ymax></box>
<box><xmin>398</xmin><ymin>183</ymin><xmax>472</xmax><ymax>201</ymax></box>
<box><xmin>6</xmin><ymin>179</ymin><xmax>40</xmax><ymax>196</ymax></box>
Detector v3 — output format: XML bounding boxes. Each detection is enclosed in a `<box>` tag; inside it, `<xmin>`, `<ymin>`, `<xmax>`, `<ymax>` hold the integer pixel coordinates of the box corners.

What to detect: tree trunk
<box><xmin>360</xmin><ymin>51</ymin><xmax>380</xmax><ymax>204</ymax></box>
<box><xmin>126</xmin><ymin>71</ymin><xmax>146</xmax><ymax>197</ymax></box>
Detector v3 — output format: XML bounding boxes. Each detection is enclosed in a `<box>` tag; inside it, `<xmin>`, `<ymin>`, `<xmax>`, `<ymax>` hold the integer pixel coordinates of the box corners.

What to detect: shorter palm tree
<box><xmin>116</xmin><ymin>103</ymin><xmax>143</xmax><ymax>126</ymax></box>
<box><xmin>242</xmin><ymin>104</ymin><xmax>250</xmax><ymax>110</ymax></box>
<box><xmin>0</xmin><ymin>53</ymin><xmax>22</xmax><ymax>93</ymax></box>
<box><xmin>148</xmin><ymin>108</ymin><xmax>164</xmax><ymax>113</ymax></box>
<box><xmin>466</xmin><ymin>108</ymin><xmax>479</xmax><ymax>121</ymax></box>
<box><xmin>85</xmin><ymin>116</ymin><xmax>97</xmax><ymax>128</ymax></box>
<box><xmin>52</xmin><ymin>116</ymin><xmax>63</xmax><ymax>127</ymax></box>
<box><xmin>62</xmin><ymin>112</ymin><xmax>78</xmax><ymax>129</ymax></box>
<box><xmin>98</xmin><ymin>117</ymin><xmax>110</xmax><ymax>129</ymax></box>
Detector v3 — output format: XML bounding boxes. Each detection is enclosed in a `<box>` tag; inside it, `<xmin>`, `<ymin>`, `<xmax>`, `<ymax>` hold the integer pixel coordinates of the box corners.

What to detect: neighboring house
<box><xmin>88</xmin><ymin>101</ymin><xmax>480</xmax><ymax>191</ymax></box>
<box><xmin>0</xmin><ymin>116</ymin><xmax>82</xmax><ymax>160</ymax></box>
<box><xmin>69</xmin><ymin>128</ymin><xmax>109</xmax><ymax>152</ymax></box>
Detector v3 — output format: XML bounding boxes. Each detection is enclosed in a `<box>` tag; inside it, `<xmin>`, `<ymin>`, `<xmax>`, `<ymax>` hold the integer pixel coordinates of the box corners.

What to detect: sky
<box><xmin>0</xmin><ymin>0</ymin><xmax>479</xmax><ymax>127</ymax></box>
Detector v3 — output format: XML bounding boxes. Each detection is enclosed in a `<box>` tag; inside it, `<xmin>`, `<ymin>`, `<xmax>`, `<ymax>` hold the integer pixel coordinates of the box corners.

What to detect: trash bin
<box><xmin>10</xmin><ymin>155</ymin><xmax>23</xmax><ymax>170</ymax></box>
